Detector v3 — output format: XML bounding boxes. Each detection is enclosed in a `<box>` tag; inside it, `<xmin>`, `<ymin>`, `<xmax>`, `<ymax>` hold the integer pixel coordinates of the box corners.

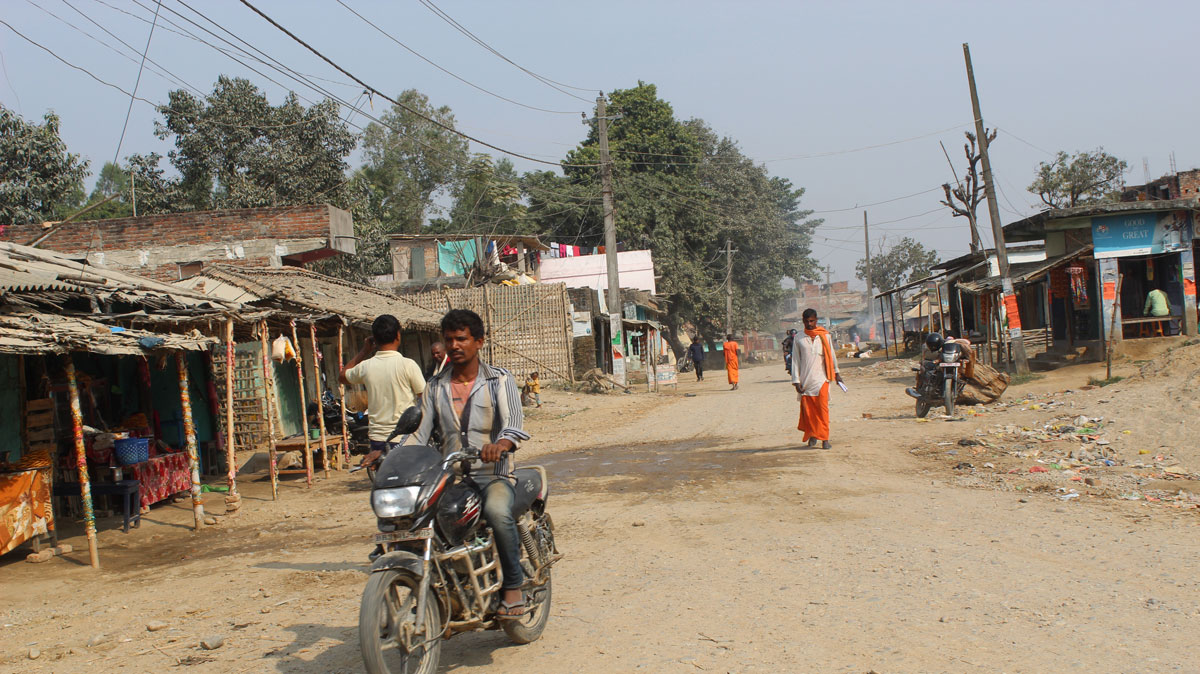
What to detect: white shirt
<box><xmin>791</xmin><ymin>333</ymin><xmax>839</xmax><ymax>396</ymax></box>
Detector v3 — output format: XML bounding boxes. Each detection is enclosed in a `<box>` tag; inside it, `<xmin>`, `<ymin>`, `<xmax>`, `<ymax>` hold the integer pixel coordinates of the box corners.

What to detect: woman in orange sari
<box><xmin>723</xmin><ymin>334</ymin><xmax>740</xmax><ymax>390</ymax></box>
<box><xmin>792</xmin><ymin>310</ymin><xmax>843</xmax><ymax>449</ymax></box>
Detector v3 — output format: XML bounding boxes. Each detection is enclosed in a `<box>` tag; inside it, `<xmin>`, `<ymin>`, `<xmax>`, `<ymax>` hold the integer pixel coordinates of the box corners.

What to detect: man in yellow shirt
<box><xmin>339</xmin><ymin>314</ymin><xmax>426</xmax><ymax>468</ymax></box>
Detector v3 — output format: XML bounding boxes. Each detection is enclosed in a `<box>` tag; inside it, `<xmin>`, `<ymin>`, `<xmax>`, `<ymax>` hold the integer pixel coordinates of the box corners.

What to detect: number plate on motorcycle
<box><xmin>374</xmin><ymin>529</ymin><xmax>432</xmax><ymax>544</ymax></box>
<box><xmin>938</xmin><ymin>362</ymin><xmax>961</xmax><ymax>367</ymax></box>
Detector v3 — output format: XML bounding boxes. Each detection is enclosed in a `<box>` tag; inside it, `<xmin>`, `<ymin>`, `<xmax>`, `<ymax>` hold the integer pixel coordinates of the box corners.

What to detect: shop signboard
<box><xmin>1092</xmin><ymin>211</ymin><xmax>1192</xmax><ymax>258</ymax></box>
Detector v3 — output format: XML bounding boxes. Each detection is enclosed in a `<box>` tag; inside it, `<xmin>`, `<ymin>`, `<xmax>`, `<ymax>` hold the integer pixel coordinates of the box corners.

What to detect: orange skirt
<box><xmin>797</xmin><ymin>381</ymin><xmax>830</xmax><ymax>441</ymax></box>
<box><xmin>726</xmin><ymin>361</ymin><xmax>739</xmax><ymax>384</ymax></box>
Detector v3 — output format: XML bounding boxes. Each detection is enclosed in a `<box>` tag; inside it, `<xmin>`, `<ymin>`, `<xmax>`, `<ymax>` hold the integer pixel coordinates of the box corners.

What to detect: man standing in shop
<box><xmin>340</xmin><ymin>314</ymin><xmax>427</xmax><ymax>469</ymax></box>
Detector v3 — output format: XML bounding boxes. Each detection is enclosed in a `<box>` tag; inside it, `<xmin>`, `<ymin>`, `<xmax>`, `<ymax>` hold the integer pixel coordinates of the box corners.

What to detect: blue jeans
<box><xmin>479</xmin><ymin>476</ymin><xmax>525</xmax><ymax>590</ymax></box>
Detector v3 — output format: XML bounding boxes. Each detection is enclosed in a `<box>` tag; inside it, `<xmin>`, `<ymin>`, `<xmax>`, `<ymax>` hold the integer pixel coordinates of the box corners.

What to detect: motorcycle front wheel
<box><xmin>943</xmin><ymin>376</ymin><xmax>956</xmax><ymax>416</ymax></box>
<box><xmin>359</xmin><ymin>570</ymin><xmax>441</xmax><ymax>674</ymax></box>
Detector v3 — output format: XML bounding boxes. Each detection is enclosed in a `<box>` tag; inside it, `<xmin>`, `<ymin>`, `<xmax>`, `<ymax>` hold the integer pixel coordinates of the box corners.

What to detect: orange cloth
<box><xmin>798</xmin><ymin>381</ymin><xmax>831</xmax><ymax>441</ymax></box>
<box><xmin>803</xmin><ymin>326</ymin><xmax>837</xmax><ymax>381</ymax></box>
<box><xmin>0</xmin><ymin>467</ymin><xmax>53</xmax><ymax>555</ymax></box>
<box><xmin>723</xmin><ymin>340</ymin><xmax>740</xmax><ymax>384</ymax></box>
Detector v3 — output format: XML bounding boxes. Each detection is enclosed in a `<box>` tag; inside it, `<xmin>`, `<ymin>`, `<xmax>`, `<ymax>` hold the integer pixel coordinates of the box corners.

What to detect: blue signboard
<box><xmin>1092</xmin><ymin>212</ymin><xmax>1191</xmax><ymax>258</ymax></box>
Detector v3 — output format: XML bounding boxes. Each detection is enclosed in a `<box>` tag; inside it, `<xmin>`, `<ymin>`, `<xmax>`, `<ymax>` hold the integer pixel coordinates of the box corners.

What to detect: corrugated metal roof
<box><xmin>0</xmin><ymin>313</ymin><xmax>216</xmax><ymax>355</ymax></box>
<box><xmin>958</xmin><ymin>246</ymin><xmax>1094</xmax><ymax>294</ymax></box>
<box><xmin>183</xmin><ymin>266</ymin><xmax>442</xmax><ymax>330</ymax></box>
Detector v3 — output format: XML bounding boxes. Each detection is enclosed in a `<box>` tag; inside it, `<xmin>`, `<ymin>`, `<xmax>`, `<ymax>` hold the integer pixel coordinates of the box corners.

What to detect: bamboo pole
<box><xmin>175</xmin><ymin>351</ymin><xmax>207</xmax><ymax>529</ymax></box>
<box><xmin>63</xmin><ymin>356</ymin><xmax>99</xmax><ymax>568</ymax></box>
<box><xmin>309</xmin><ymin>322</ymin><xmax>330</xmax><ymax>478</ymax></box>
<box><xmin>337</xmin><ymin>323</ymin><xmax>350</xmax><ymax>469</ymax></box>
<box><xmin>258</xmin><ymin>320</ymin><xmax>279</xmax><ymax>500</ymax></box>
<box><xmin>223</xmin><ymin>318</ymin><xmax>240</xmax><ymax>511</ymax></box>
<box><xmin>290</xmin><ymin>320</ymin><xmax>313</xmax><ymax>486</ymax></box>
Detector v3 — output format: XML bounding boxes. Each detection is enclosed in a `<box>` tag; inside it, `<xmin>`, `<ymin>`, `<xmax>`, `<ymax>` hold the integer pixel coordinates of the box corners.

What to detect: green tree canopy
<box><xmin>524</xmin><ymin>83</ymin><xmax>819</xmax><ymax>346</ymax></box>
<box><xmin>855</xmin><ymin>237</ymin><xmax>940</xmax><ymax>292</ymax></box>
<box><xmin>149</xmin><ymin>76</ymin><xmax>358</xmax><ymax>212</ymax></box>
<box><xmin>1028</xmin><ymin>148</ymin><xmax>1128</xmax><ymax>209</ymax></box>
<box><xmin>360</xmin><ymin>89</ymin><xmax>469</xmax><ymax>232</ymax></box>
<box><xmin>435</xmin><ymin>154</ymin><xmax>531</xmax><ymax>234</ymax></box>
<box><xmin>0</xmin><ymin>105</ymin><xmax>89</xmax><ymax>225</ymax></box>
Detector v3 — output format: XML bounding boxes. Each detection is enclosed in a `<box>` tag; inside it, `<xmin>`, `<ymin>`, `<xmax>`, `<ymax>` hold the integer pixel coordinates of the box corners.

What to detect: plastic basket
<box><xmin>113</xmin><ymin>437</ymin><xmax>150</xmax><ymax>466</ymax></box>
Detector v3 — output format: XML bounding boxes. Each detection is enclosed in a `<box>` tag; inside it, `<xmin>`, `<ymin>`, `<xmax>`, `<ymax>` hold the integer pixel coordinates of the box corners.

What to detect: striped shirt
<box><xmin>412</xmin><ymin>361</ymin><xmax>530</xmax><ymax>476</ymax></box>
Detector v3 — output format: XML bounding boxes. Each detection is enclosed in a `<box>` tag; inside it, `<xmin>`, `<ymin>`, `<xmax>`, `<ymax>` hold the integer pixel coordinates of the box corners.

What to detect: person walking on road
<box><xmin>723</xmin><ymin>334</ymin><xmax>740</xmax><ymax>390</ymax></box>
<box><xmin>688</xmin><ymin>339</ymin><xmax>706</xmax><ymax>382</ymax></box>
<box><xmin>792</xmin><ymin>309</ymin><xmax>843</xmax><ymax>449</ymax></box>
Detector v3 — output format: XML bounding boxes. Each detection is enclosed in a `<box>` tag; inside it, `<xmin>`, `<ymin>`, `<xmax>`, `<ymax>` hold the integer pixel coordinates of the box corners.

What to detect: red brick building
<box><xmin>2</xmin><ymin>204</ymin><xmax>355</xmax><ymax>281</ymax></box>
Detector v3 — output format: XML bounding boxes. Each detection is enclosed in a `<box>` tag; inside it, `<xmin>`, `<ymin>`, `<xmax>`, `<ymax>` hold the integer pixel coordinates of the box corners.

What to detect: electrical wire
<box><xmin>235</xmin><ymin>0</ymin><xmax>600</xmax><ymax>168</ymax></box>
<box><xmin>335</xmin><ymin>0</ymin><xmax>582</xmax><ymax>115</ymax></box>
<box><xmin>994</xmin><ymin>126</ymin><xmax>1055</xmax><ymax>157</ymax></box>
<box><xmin>110</xmin><ymin>0</ymin><xmax>159</xmax><ymax>166</ymax></box>
<box><xmin>414</xmin><ymin>0</ymin><xmax>596</xmax><ymax>100</ymax></box>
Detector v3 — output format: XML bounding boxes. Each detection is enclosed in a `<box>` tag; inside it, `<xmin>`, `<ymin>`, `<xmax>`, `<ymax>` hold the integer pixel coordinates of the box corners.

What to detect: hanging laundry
<box><xmin>438</xmin><ymin>240</ymin><xmax>477</xmax><ymax>275</ymax></box>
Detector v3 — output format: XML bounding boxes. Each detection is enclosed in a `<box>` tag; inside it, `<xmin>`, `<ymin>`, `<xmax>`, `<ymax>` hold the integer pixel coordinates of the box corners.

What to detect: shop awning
<box><xmin>958</xmin><ymin>246</ymin><xmax>1093</xmax><ymax>294</ymax></box>
<box><xmin>0</xmin><ymin>313</ymin><xmax>216</xmax><ymax>356</ymax></box>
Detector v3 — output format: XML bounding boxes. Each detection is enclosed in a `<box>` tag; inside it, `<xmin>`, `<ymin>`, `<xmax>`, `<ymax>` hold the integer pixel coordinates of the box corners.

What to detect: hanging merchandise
<box><xmin>1147</xmin><ymin>259</ymin><xmax>1154</xmax><ymax>282</ymax></box>
<box><xmin>272</xmin><ymin>334</ymin><xmax>297</xmax><ymax>362</ymax></box>
<box><xmin>1068</xmin><ymin>264</ymin><xmax>1089</xmax><ymax>308</ymax></box>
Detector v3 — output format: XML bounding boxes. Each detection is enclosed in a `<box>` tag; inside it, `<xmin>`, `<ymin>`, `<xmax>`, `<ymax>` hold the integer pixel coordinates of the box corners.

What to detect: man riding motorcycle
<box><xmin>411</xmin><ymin>309</ymin><xmax>531</xmax><ymax>620</ymax></box>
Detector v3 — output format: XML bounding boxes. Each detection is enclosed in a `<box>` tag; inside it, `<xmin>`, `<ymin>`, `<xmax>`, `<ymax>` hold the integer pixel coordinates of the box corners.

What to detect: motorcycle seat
<box><xmin>510</xmin><ymin>467</ymin><xmax>544</xmax><ymax>517</ymax></box>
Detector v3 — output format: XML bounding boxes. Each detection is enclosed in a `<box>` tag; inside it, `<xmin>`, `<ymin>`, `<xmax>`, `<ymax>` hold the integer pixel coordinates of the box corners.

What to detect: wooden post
<box><xmin>309</xmin><ymin>322</ymin><xmax>330</xmax><ymax>478</ymax></box>
<box><xmin>337</xmin><ymin>323</ymin><xmax>350</xmax><ymax>468</ymax></box>
<box><xmin>63</xmin><ymin>356</ymin><xmax>99</xmax><ymax>568</ymax></box>
<box><xmin>935</xmin><ymin>283</ymin><xmax>946</xmax><ymax>336</ymax></box>
<box><xmin>290</xmin><ymin>320</ymin><xmax>313</xmax><ymax>486</ymax></box>
<box><xmin>175</xmin><ymin>351</ymin><xmax>207</xmax><ymax>529</ymax></box>
<box><xmin>879</xmin><ymin>296</ymin><xmax>890</xmax><ymax>360</ymax></box>
<box><xmin>258</xmin><ymin>320</ymin><xmax>279</xmax><ymax>500</ymax></box>
<box><xmin>223</xmin><ymin>318</ymin><xmax>240</xmax><ymax>512</ymax></box>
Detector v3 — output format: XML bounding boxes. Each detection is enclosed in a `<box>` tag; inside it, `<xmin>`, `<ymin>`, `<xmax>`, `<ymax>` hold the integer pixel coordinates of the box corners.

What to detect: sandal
<box><xmin>497</xmin><ymin>597</ymin><xmax>526</xmax><ymax>620</ymax></box>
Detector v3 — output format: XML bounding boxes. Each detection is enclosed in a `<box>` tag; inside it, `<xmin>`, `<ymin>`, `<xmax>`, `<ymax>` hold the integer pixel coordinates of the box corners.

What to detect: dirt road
<box><xmin>4</xmin><ymin>357</ymin><xmax>1198</xmax><ymax>673</ymax></box>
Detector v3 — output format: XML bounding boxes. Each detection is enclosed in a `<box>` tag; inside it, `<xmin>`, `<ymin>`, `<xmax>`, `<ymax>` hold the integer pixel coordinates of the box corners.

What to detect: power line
<box><xmin>994</xmin><ymin>126</ymin><xmax>1055</xmax><ymax>156</ymax></box>
<box><xmin>415</xmin><ymin>0</ymin><xmax>596</xmax><ymax>100</ymax></box>
<box><xmin>111</xmin><ymin>0</ymin><xmax>160</xmax><ymax>167</ymax></box>
<box><xmin>235</xmin><ymin>0</ymin><xmax>600</xmax><ymax>168</ymax></box>
<box><xmin>335</xmin><ymin>0</ymin><xmax>582</xmax><ymax>116</ymax></box>
<box><xmin>810</xmin><ymin>186</ymin><xmax>943</xmax><ymax>214</ymax></box>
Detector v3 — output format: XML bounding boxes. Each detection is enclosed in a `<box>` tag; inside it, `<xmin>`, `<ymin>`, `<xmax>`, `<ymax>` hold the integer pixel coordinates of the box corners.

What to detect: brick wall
<box><xmin>3</xmin><ymin>205</ymin><xmax>348</xmax><ymax>281</ymax></box>
<box><xmin>1178</xmin><ymin>169</ymin><xmax>1200</xmax><ymax>198</ymax></box>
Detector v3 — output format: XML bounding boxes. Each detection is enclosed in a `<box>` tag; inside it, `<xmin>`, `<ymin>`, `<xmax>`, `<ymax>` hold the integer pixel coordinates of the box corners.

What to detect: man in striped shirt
<box><xmin>412</xmin><ymin>309</ymin><xmax>531</xmax><ymax>618</ymax></box>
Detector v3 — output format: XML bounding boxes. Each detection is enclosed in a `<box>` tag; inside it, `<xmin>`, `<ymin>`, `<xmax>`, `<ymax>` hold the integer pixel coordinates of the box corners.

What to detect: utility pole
<box><xmin>725</xmin><ymin>239</ymin><xmax>734</xmax><ymax>335</ymax></box>
<box><xmin>595</xmin><ymin>94</ymin><xmax>626</xmax><ymax>387</ymax></box>
<box><xmin>963</xmin><ymin>42</ymin><xmax>1029</xmax><ymax>374</ymax></box>
<box><xmin>863</xmin><ymin>211</ymin><xmax>873</xmax><ymax>335</ymax></box>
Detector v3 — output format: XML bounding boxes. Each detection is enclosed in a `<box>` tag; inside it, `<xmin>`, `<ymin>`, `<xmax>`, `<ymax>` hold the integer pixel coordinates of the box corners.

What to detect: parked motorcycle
<box><xmin>907</xmin><ymin>333</ymin><xmax>966</xmax><ymax>417</ymax></box>
<box><xmin>359</xmin><ymin>407</ymin><xmax>558</xmax><ymax>673</ymax></box>
<box><xmin>308</xmin><ymin>391</ymin><xmax>370</xmax><ymax>455</ymax></box>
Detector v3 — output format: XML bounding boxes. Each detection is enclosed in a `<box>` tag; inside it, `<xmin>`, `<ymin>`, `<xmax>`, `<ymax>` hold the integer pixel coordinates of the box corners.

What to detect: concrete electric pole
<box><xmin>963</xmin><ymin>42</ymin><xmax>1030</xmax><ymax>375</ymax></box>
<box><xmin>724</xmin><ymin>239</ymin><xmax>737</xmax><ymax>335</ymax></box>
<box><xmin>863</xmin><ymin>211</ymin><xmax>874</xmax><ymax>335</ymax></box>
<box><xmin>595</xmin><ymin>95</ymin><xmax>626</xmax><ymax>386</ymax></box>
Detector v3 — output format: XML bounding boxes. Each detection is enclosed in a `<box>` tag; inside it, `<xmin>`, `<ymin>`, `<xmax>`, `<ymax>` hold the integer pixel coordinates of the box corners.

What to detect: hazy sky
<box><xmin>4</xmin><ymin>0</ymin><xmax>1196</xmax><ymax>285</ymax></box>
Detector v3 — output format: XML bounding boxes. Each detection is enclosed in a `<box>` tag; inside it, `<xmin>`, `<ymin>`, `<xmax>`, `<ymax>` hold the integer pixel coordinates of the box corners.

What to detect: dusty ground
<box><xmin>3</xmin><ymin>348</ymin><xmax>1199</xmax><ymax>673</ymax></box>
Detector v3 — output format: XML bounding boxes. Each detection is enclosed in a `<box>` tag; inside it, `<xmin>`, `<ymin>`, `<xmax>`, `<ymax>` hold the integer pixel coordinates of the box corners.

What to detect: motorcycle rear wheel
<box><xmin>915</xmin><ymin>397</ymin><xmax>931</xmax><ymax>418</ymax></box>
<box><xmin>359</xmin><ymin>569</ymin><xmax>440</xmax><ymax>674</ymax></box>
<box><xmin>502</xmin><ymin>517</ymin><xmax>554</xmax><ymax>644</ymax></box>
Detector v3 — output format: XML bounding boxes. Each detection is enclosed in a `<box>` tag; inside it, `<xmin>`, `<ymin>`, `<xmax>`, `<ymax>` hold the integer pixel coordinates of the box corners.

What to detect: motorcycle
<box><xmin>308</xmin><ymin>391</ymin><xmax>371</xmax><ymax>456</ymax></box>
<box><xmin>359</xmin><ymin>407</ymin><xmax>558</xmax><ymax>673</ymax></box>
<box><xmin>909</xmin><ymin>335</ymin><xmax>966</xmax><ymax>417</ymax></box>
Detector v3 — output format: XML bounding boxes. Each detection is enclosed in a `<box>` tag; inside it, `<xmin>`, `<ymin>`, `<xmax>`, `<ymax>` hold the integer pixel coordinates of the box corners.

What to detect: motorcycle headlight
<box><xmin>371</xmin><ymin>486</ymin><xmax>421</xmax><ymax>518</ymax></box>
<box><xmin>942</xmin><ymin>349</ymin><xmax>961</xmax><ymax>363</ymax></box>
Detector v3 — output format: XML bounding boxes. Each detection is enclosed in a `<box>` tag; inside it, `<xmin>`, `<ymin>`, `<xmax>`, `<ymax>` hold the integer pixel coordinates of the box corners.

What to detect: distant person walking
<box><xmin>688</xmin><ymin>339</ymin><xmax>706</xmax><ymax>382</ymax></box>
<box><xmin>723</xmin><ymin>334</ymin><xmax>740</xmax><ymax>390</ymax></box>
<box><xmin>792</xmin><ymin>309</ymin><xmax>843</xmax><ymax>449</ymax></box>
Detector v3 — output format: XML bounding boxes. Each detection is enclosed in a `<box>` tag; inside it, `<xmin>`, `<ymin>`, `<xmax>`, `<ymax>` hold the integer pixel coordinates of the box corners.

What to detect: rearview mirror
<box><xmin>387</xmin><ymin>406</ymin><xmax>423</xmax><ymax>441</ymax></box>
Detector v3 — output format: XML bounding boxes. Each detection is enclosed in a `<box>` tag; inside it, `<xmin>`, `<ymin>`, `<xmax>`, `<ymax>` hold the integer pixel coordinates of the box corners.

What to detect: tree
<box><xmin>1028</xmin><ymin>148</ymin><xmax>1128</xmax><ymax>209</ymax></box>
<box><xmin>82</xmin><ymin>161</ymin><xmax>135</xmax><ymax>220</ymax></box>
<box><xmin>437</xmin><ymin>155</ymin><xmax>530</xmax><ymax>234</ymax></box>
<box><xmin>0</xmin><ymin>105</ymin><xmax>89</xmax><ymax>225</ymax></box>
<box><xmin>524</xmin><ymin>83</ymin><xmax>819</xmax><ymax>349</ymax></box>
<box><xmin>939</xmin><ymin>129</ymin><xmax>993</xmax><ymax>252</ymax></box>
<box><xmin>360</xmin><ymin>89</ymin><xmax>469</xmax><ymax>232</ymax></box>
<box><xmin>152</xmin><ymin>76</ymin><xmax>358</xmax><ymax>212</ymax></box>
<box><xmin>856</xmin><ymin>237</ymin><xmax>939</xmax><ymax>292</ymax></box>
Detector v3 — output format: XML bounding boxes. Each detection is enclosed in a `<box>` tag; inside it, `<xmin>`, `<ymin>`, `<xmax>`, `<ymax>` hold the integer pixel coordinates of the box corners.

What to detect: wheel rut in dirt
<box><xmin>532</xmin><ymin>437</ymin><xmax>817</xmax><ymax>494</ymax></box>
